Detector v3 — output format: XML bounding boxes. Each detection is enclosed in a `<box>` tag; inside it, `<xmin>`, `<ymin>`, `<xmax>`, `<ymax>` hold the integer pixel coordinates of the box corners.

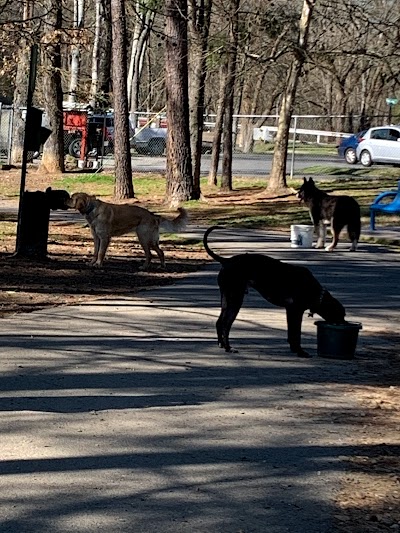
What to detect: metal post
<box><xmin>7</xmin><ymin>106</ymin><xmax>13</xmax><ymax>166</ymax></box>
<box><xmin>290</xmin><ymin>115</ymin><xmax>298</xmax><ymax>180</ymax></box>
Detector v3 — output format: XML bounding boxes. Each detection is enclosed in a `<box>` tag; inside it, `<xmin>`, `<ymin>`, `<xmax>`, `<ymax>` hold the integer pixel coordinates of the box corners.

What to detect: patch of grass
<box><xmin>53</xmin><ymin>173</ymin><xmax>115</xmax><ymax>196</ymax></box>
<box><xmin>300</xmin><ymin>164</ymin><xmax>400</xmax><ymax>179</ymax></box>
<box><xmin>253</xmin><ymin>142</ymin><xmax>338</xmax><ymax>156</ymax></box>
<box><xmin>253</xmin><ymin>142</ymin><xmax>275</xmax><ymax>154</ymax></box>
<box><xmin>53</xmin><ymin>172</ymin><xmax>170</xmax><ymax>199</ymax></box>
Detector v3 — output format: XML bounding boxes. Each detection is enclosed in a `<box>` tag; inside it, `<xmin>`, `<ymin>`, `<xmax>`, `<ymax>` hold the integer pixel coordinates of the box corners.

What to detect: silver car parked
<box><xmin>356</xmin><ymin>125</ymin><xmax>400</xmax><ymax>167</ymax></box>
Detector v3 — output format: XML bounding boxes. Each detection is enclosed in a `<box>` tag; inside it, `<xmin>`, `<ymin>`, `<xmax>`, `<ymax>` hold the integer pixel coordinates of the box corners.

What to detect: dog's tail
<box><xmin>159</xmin><ymin>207</ymin><xmax>188</xmax><ymax>233</ymax></box>
<box><xmin>347</xmin><ymin>201</ymin><xmax>361</xmax><ymax>242</ymax></box>
<box><xmin>203</xmin><ymin>226</ymin><xmax>226</xmax><ymax>263</ymax></box>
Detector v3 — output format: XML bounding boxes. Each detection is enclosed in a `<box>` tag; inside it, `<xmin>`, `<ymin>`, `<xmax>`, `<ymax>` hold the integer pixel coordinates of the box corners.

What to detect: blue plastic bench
<box><xmin>370</xmin><ymin>180</ymin><xmax>400</xmax><ymax>230</ymax></box>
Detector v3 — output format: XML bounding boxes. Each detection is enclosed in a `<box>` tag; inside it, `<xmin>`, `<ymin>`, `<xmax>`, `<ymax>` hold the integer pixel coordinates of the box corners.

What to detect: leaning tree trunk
<box><xmin>165</xmin><ymin>0</ymin><xmax>193</xmax><ymax>206</ymax></box>
<box><xmin>39</xmin><ymin>0</ymin><xmax>65</xmax><ymax>174</ymax></box>
<box><xmin>268</xmin><ymin>0</ymin><xmax>316</xmax><ymax>193</ymax></box>
<box><xmin>111</xmin><ymin>0</ymin><xmax>134</xmax><ymax>199</ymax></box>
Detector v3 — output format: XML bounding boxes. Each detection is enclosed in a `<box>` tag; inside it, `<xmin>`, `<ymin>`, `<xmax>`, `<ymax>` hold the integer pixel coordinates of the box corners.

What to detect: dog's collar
<box><xmin>309</xmin><ymin>287</ymin><xmax>327</xmax><ymax>317</ymax></box>
<box><xmin>318</xmin><ymin>287</ymin><xmax>327</xmax><ymax>305</ymax></box>
<box><xmin>82</xmin><ymin>202</ymin><xmax>96</xmax><ymax>216</ymax></box>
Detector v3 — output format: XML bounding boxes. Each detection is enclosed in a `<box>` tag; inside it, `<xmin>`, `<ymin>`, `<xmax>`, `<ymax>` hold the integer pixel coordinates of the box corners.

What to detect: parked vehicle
<box><xmin>130</xmin><ymin>127</ymin><xmax>214</xmax><ymax>156</ymax></box>
<box><xmin>356</xmin><ymin>125</ymin><xmax>400</xmax><ymax>167</ymax></box>
<box><xmin>337</xmin><ymin>130</ymin><xmax>367</xmax><ymax>164</ymax></box>
<box><xmin>65</xmin><ymin>113</ymin><xmax>117</xmax><ymax>158</ymax></box>
<box><xmin>130</xmin><ymin>127</ymin><xmax>167</xmax><ymax>156</ymax></box>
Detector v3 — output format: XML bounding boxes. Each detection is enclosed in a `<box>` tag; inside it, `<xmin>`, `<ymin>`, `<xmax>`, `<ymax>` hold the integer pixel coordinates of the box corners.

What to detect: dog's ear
<box><xmin>303</xmin><ymin>177</ymin><xmax>307</xmax><ymax>183</ymax></box>
<box><xmin>309</xmin><ymin>177</ymin><xmax>314</xmax><ymax>184</ymax></box>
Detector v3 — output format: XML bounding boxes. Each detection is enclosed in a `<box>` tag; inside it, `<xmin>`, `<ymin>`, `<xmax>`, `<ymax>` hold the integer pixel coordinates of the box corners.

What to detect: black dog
<box><xmin>204</xmin><ymin>226</ymin><xmax>346</xmax><ymax>358</ymax></box>
<box><xmin>297</xmin><ymin>177</ymin><xmax>361</xmax><ymax>252</ymax></box>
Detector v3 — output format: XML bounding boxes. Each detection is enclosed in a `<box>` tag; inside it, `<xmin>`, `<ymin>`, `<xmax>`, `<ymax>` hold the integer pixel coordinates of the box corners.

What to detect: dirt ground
<box><xmin>0</xmin><ymin>168</ymin><xmax>399</xmax><ymax>532</ymax></box>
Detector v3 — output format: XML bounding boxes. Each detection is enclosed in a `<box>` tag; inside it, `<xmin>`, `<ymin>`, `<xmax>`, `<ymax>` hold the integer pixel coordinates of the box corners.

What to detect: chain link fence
<box><xmin>0</xmin><ymin>105</ymin><xmax>13</xmax><ymax>165</ymax></box>
<box><xmin>0</xmin><ymin>107</ymin><xmax>392</xmax><ymax>174</ymax></box>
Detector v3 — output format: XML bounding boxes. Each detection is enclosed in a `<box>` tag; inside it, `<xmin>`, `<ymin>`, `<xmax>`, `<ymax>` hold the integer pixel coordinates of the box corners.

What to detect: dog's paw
<box><xmin>290</xmin><ymin>345</ymin><xmax>312</xmax><ymax>358</ymax></box>
<box><xmin>219</xmin><ymin>342</ymin><xmax>237</xmax><ymax>353</ymax></box>
<box><xmin>325</xmin><ymin>245</ymin><xmax>335</xmax><ymax>252</ymax></box>
<box><xmin>90</xmin><ymin>261</ymin><xmax>103</xmax><ymax>268</ymax></box>
<box><xmin>297</xmin><ymin>349</ymin><xmax>312</xmax><ymax>358</ymax></box>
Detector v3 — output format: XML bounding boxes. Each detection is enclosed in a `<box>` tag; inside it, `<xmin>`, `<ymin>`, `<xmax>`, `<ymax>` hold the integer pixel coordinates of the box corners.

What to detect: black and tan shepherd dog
<box><xmin>203</xmin><ymin>226</ymin><xmax>346</xmax><ymax>358</ymax></box>
<box><xmin>297</xmin><ymin>177</ymin><xmax>361</xmax><ymax>252</ymax></box>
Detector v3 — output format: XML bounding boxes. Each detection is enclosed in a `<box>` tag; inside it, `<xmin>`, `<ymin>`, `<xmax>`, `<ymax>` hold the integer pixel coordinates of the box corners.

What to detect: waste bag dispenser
<box><xmin>16</xmin><ymin>187</ymin><xmax>70</xmax><ymax>258</ymax></box>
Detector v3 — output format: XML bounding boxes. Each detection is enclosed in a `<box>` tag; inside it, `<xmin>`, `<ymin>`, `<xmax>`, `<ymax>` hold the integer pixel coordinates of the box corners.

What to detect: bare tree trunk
<box><xmin>240</xmin><ymin>73</ymin><xmax>267</xmax><ymax>153</ymax></box>
<box><xmin>208</xmin><ymin>63</ymin><xmax>228</xmax><ymax>186</ymax></box>
<box><xmin>98</xmin><ymin>0</ymin><xmax>112</xmax><ymax>108</ymax></box>
<box><xmin>165</xmin><ymin>0</ymin><xmax>193</xmax><ymax>207</ymax></box>
<box><xmin>89</xmin><ymin>0</ymin><xmax>101</xmax><ymax>108</ymax></box>
<box><xmin>188</xmin><ymin>0</ymin><xmax>212</xmax><ymax>198</ymax></box>
<box><xmin>220</xmin><ymin>0</ymin><xmax>239</xmax><ymax>191</ymax></box>
<box><xmin>111</xmin><ymin>0</ymin><xmax>134</xmax><ymax>199</ymax></box>
<box><xmin>39</xmin><ymin>0</ymin><xmax>65</xmax><ymax>174</ymax></box>
<box><xmin>127</xmin><ymin>1</ymin><xmax>155</xmax><ymax>128</ymax></box>
<box><xmin>11</xmin><ymin>1</ymin><xmax>34</xmax><ymax>164</ymax></box>
<box><xmin>268</xmin><ymin>0</ymin><xmax>316</xmax><ymax>192</ymax></box>
<box><xmin>68</xmin><ymin>0</ymin><xmax>85</xmax><ymax>103</ymax></box>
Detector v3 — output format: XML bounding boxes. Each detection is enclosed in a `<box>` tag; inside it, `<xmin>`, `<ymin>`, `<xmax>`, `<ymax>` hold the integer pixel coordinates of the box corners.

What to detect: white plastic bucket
<box><xmin>290</xmin><ymin>224</ymin><xmax>314</xmax><ymax>248</ymax></box>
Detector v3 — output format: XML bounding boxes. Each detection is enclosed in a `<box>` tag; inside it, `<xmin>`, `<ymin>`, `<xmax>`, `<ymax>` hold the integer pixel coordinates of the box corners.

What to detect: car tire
<box><xmin>68</xmin><ymin>138</ymin><xmax>82</xmax><ymax>158</ymax></box>
<box><xmin>360</xmin><ymin>149</ymin><xmax>372</xmax><ymax>167</ymax></box>
<box><xmin>147</xmin><ymin>138</ymin><xmax>166</xmax><ymax>156</ymax></box>
<box><xmin>344</xmin><ymin>147</ymin><xmax>357</xmax><ymax>164</ymax></box>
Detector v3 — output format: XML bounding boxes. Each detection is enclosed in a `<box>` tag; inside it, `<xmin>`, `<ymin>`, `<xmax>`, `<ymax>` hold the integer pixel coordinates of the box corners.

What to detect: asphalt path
<box><xmin>0</xmin><ymin>228</ymin><xmax>398</xmax><ymax>532</ymax></box>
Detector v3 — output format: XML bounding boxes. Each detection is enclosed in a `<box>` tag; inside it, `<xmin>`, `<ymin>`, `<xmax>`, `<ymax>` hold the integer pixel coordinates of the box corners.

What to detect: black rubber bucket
<box><xmin>314</xmin><ymin>321</ymin><xmax>362</xmax><ymax>360</ymax></box>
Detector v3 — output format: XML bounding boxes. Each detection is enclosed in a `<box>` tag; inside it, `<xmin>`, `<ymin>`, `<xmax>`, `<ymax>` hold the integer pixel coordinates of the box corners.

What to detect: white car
<box><xmin>356</xmin><ymin>125</ymin><xmax>400</xmax><ymax>166</ymax></box>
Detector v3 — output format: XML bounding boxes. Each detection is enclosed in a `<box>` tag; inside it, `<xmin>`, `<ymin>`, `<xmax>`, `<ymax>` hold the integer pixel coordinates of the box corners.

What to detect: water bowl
<box><xmin>290</xmin><ymin>224</ymin><xmax>314</xmax><ymax>248</ymax></box>
<box><xmin>314</xmin><ymin>321</ymin><xmax>362</xmax><ymax>360</ymax></box>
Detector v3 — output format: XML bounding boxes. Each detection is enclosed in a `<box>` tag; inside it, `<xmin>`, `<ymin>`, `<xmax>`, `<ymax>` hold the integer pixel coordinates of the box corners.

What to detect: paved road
<box><xmin>100</xmin><ymin>153</ymin><xmax>351</xmax><ymax>177</ymax></box>
<box><xmin>0</xmin><ymin>228</ymin><xmax>398</xmax><ymax>532</ymax></box>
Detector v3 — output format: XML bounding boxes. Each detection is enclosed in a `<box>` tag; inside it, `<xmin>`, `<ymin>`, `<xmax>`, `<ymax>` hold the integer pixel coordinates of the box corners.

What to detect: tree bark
<box><xmin>11</xmin><ymin>1</ymin><xmax>34</xmax><ymax>165</ymax></box>
<box><xmin>68</xmin><ymin>0</ymin><xmax>85</xmax><ymax>104</ymax></box>
<box><xmin>127</xmin><ymin>0</ymin><xmax>155</xmax><ymax>128</ymax></box>
<box><xmin>268</xmin><ymin>0</ymin><xmax>316</xmax><ymax>192</ymax></box>
<box><xmin>39</xmin><ymin>0</ymin><xmax>65</xmax><ymax>174</ymax></box>
<box><xmin>89</xmin><ymin>0</ymin><xmax>101</xmax><ymax>108</ymax></box>
<box><xmin>165</xmin><ymin>0</ymin><xmax>193</xmax><ymax>207</ymax></box>
<box><xmin>220</xmin><ymin>0</ymin><xmax>239</xmax><ymax>191</ymax></box>
<box><xmin>208</xmin><ymin>63</ymin><xmax>228</xmax><ymax>186</ymax></box>
<box><xmin>188</xmin><ymin>0</ymin><xmax>212</xmax><ymax>198</ymax></box>
<box><xmin>111</xmin><ymin>0</ymin><xmax>134</xmax><ymax>199</ymax></box>
<box><xmin>98</xmin><ymin>0</ymin><xmax>112</xmax><ymax>108</ymax></box>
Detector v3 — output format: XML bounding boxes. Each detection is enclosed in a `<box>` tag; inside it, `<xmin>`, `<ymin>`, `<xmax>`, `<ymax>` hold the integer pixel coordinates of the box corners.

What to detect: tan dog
<box><xmin>66</xmin><ymin>192</ymin><xmax>188</xmax><ymax>269</ymax></box>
